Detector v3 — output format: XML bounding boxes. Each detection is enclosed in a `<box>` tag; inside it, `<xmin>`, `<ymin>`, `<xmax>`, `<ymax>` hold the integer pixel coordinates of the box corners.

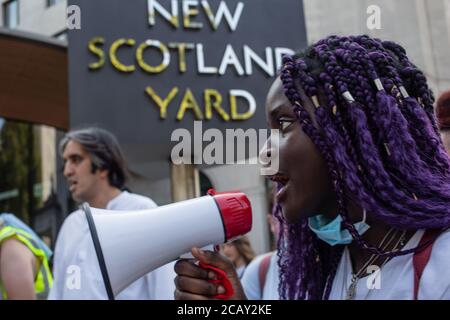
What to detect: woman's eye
<box><xmin>278</xmin><ymin>118</ymin><xmax>294</xmax><ymax>131</ymax></box>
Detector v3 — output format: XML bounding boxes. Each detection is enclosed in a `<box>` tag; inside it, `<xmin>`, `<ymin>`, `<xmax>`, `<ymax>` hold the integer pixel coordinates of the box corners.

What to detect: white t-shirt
<box><xmin>329</xmin><ymin>229</ymin><xmax>450</xmax><ymax>300</ymax></box>
<box><xmin>235</xmin><ymin>265</ymin><xmax>247</xmax><ymax>279</ymax></box>
<box><xmin>48</xmin><ymin>191</ymin><xmax>176</xmax><ymax>300</ymax></box>
<box><xmin>241</xmin><ymin>252</ymin><xmax>280</xmax><ymax>300</ymax></box>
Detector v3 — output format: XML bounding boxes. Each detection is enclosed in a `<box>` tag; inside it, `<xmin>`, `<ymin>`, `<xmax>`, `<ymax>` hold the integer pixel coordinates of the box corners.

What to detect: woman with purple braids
<box><xmin>174</xmin><ymin>35</ymin><xmax>450</xmax><ymax>300</ymax></box>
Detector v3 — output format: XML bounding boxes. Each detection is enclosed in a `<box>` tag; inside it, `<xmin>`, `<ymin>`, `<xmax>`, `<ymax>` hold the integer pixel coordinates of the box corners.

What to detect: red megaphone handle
<box><xmin>199</xmin><ymin>262</ymin><xmax>234</xmax><ymax>299</ymax></box>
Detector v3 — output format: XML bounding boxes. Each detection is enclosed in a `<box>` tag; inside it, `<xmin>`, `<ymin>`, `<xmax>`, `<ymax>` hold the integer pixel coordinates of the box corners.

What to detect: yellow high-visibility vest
<box><xmin>0</xmin><ymin>225</ymin><xmax>53</xmax><ymax>299</ymax></box>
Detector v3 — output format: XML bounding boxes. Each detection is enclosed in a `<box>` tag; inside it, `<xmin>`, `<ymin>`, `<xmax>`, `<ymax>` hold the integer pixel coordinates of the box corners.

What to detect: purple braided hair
<box><xmin>275</xmin><ymin>35</ymin><xmax>450</xmax><ymax>300</ymax></box>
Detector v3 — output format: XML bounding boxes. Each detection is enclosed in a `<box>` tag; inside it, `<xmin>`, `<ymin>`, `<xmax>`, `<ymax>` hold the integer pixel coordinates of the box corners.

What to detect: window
<box><xmin>47</xmin><ymin>0</ymin><xmax>64</xmax><ymax>7</ymax></box>
<box><xmin>0</xmin><ymin>118</ymin><xmax>64</xmax><ymax>246</ymax></box>
<box><xmin>0</xmin><ymin>119</ymin><xmax>43</xmax><ymax>224</ymax></box>
<box><xmin>3</xmin><ymin>0</ymin><xmax>19</xmax><ymax>28</ymax></box>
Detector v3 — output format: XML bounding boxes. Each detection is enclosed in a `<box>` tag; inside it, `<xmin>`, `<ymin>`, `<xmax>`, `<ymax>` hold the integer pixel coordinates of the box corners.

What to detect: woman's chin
<box><xmin>280</xmin><ymin>203</ymin><xmax>305</xmax><ymax>225</ymax></box>
<box><xmin>280</xmin><ymin>199</ymin><xmax>317</xmax><ymax>224</ymax></box>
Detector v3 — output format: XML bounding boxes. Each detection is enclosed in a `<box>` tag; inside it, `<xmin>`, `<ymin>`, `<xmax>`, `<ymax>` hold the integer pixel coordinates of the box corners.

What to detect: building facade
<box><xmin>2</xmin><ymin>0</ymin><xmax>450</xmax><ymax>254</ymax></box>
<box><xmin>0</xmin><ymin>0</ymin><xmax>68</xmax><ymax>246</ymax></box>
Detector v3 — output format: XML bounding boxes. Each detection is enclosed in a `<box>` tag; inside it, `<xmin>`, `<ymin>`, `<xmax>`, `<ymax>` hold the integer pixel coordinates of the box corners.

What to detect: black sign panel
<box><xmin>68</xmin><ymin>0</ymin><xmax>307</xmax><ymax>167</ymax></box>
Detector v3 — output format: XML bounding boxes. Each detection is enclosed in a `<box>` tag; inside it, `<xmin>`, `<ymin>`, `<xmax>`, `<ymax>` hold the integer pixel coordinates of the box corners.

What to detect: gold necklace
<box><xmin>345</xmin><ymin>229</ymin><xmax>406</xmax><ymax>300</ymax></box>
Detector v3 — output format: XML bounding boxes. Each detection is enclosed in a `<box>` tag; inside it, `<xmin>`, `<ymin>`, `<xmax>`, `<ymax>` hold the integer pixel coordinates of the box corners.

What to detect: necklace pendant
<box><xmin>346</xmin><ymin>278</ymin><xmax>358</xmax><ymax>300</ymax></box>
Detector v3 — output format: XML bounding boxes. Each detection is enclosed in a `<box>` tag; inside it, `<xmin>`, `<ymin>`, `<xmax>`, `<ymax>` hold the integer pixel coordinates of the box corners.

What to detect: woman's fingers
<box><xmin>174</xmin><ymin>259</ymin><xmax>214</xmax><ymax>279</ymax></box>
<box><xmin>174</xmin><ymin>248</ymin><xmax>247</xmax><ymax>300</ymax></box>
<box><xmin>173</xmin><ymin>258</ymin><xmax>225</xmax><ymax>300</ymax></box>
<box><xmin>175</xmin><ymin>275</ymin><xmax>225</xmax><ymax>296</ymax></box>
<box><xmin>191</xmin><ymin>248</ymin><xmax>236</xmax><ymax>278</ymax></box>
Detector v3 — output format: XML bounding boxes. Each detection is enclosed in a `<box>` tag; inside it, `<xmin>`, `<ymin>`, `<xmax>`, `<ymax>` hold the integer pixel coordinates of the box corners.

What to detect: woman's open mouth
<box><xmin>269</xmin><ymin>173</ymin><xmax>290</xmax><ymax>203</ymax></box>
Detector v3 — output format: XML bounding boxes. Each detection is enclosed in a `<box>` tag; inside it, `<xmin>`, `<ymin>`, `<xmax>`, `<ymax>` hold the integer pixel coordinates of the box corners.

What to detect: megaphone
<box><xmin>81</xmin><ymin>190</ymin><xmax>252</xmax><ymax>300</ymax></box>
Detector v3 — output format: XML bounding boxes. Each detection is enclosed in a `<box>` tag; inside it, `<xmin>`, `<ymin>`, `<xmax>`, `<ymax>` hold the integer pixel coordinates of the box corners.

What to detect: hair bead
<box><xmin>342</xmin><ymin>91</ymin><xmax>355</xmax><ymax>104</ymax></box>
<box><xmin>311</xmin><ymin>95</ymin><xmax>320</xmax><ymax>108</ymax></box>
<box><xmin>374</xmin><ymin>78</ymin><xmax>384</xmax><ymax>91</ymax></box>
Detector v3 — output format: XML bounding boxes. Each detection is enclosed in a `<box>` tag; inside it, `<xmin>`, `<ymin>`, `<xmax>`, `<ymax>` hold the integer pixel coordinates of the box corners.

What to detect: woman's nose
<box><xmin>259</xmin><ymin>138</ymin><xmax>272</xmax><ymax>165</ymax></box>
<box><xmin>259</xmin><ymin>131</ymin><xmax>280</xmax><ymax>175</ymax></box>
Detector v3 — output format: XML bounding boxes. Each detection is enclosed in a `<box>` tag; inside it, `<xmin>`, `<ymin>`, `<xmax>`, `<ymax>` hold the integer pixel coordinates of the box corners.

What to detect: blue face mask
<box><xmin>308</xmin><ymin>212</ymin><xmax>370</xmax><ymax>246</ymax></box>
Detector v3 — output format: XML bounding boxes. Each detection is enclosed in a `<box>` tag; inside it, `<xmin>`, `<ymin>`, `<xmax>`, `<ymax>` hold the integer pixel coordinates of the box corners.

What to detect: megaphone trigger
<box><xmin>199</xmin><ymin>262</ymin><xmax>234</xmax><ymax>299</ymax></box>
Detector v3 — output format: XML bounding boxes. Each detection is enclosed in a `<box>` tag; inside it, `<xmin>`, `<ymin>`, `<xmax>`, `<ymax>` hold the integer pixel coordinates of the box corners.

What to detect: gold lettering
<box><xmin>168</xmin><ymin>42</ymin><xmax>194</xmax><ymax>73</ymax></box>
<box><xmin>204</xmin><ymin>89</ymin><xmax>230</xmax><ymax>121</ymax></box>
<box><xmin>145</xmin><ymin>86</ymin><xmax>179</xmax><ymax>119</ymax></box>
<box><xmin>137</xmin><ymin>40</ymin><xmax>170</xmax><ymax>73</ymax></box>
<box><xmin>183</xmin><ymin>1</ymin><xmax>203</xmax><ymax>29</ymax></box>
<box><xmin>88</xmin><ymin>37</ymin><xmax>105</xmax><ymax>70</ymax></box>
<box><xmin>230</xmin><ymin>90</ymin><xmax>256</xmax><ymax>120</ymax></box>
<box><xmin>200</xmin><ymin>1</ymin><xmax>217</xmax><ymax>30</ymax></box>
<box><xmin>147</xmin><ymin>0</ymin><xmax>179</xmax><ymax>28</ymax></box>
<box><xmin>109</xmin><ymin>38</ymin><xmax>136</xmax><ymax>72</ymax></box>
<box><xmin>177</xmin><ymin>89</ymin><xmax>203</xmax><ymax>120</ymax></box>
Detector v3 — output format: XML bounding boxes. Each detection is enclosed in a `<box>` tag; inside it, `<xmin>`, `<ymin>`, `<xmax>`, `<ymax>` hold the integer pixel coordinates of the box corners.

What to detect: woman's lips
<box><xmin>269</xmin><ymin>173</ymin><xmax>290</xmax><ymax>203</ymax></box>
<box><xmin>269</xmin><ymin>173</ymin><xmax>289</xmax><ymax>185</ymax></box>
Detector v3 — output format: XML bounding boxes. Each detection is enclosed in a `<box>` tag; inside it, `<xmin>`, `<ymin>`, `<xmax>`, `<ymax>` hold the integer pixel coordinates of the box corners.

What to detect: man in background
<box><xmin>48</xmin><ymin>127</ymin><xmax>175</xmax><ymax>299</ymax></box>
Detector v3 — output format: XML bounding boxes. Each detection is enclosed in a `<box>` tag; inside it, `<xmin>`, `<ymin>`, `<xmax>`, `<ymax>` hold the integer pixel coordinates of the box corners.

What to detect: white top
<box><xmin>48</xmin><ymin>191</ymin><xmax>176</xmax><ymax>300</ymax></box>
<box><xmin>236</xmin><ymin>265</ymin><xmax>247</xmax><ymax>279</ymax></box>
<box><xmin>329</xmin><ymin>229</ymin><xmax>450</xmax><ymax>300</ymax></box>
<box><xmin>241</xmin><ymin>252</ymin><xmax>280</xmax><ymax>300</ymax></box>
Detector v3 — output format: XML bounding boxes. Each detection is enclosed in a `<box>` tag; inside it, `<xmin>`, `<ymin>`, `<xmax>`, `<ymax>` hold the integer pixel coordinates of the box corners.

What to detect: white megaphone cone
<box><xmin>81</xmin><ymin>190</ymin><xmax>252</xmax><ymax>299</ymax></box>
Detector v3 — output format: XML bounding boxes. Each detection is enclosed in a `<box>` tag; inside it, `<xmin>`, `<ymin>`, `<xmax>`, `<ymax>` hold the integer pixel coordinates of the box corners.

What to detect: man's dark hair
<box><xmin>60</xmin><ymin>127</ymin><xmax>128</xmax><ymax>189</ymax></box>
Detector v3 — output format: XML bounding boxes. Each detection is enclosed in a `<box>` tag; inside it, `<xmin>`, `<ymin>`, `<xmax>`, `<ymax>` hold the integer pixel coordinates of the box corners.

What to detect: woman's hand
<box><xmin>174</xmin><ymin>247</ymin><xmax>247</xmax><ymax>300</ymax></box>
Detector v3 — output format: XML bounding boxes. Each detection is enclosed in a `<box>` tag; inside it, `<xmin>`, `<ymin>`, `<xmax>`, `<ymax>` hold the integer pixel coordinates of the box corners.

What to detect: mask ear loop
<box><xmin>362</xmin><ymin>209</ymin><xmax>367</xmax><ymax>224</ymax></box>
